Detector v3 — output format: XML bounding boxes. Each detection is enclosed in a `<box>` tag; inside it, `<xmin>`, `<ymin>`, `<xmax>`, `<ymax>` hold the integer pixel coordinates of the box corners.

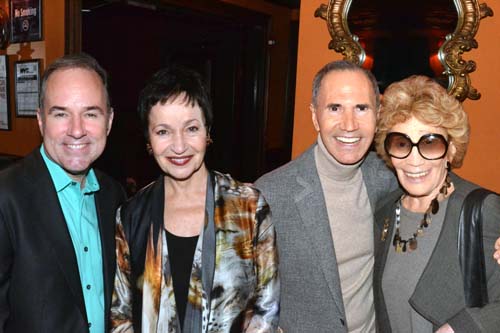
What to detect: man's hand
<box><xmin>435</xmin><ymin>323</ymin><xmax>455</xmax><ymax>333</ymax></box>
<box><xmin>494</xmin><ymin>236</ymin><xmax>500</xmax><ymax>265</ymax></box>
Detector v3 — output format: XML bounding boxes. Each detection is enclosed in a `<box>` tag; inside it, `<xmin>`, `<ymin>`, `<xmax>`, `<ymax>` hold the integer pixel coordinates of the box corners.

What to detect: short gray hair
<box><xmin>311</xmin><ymin>60</ymin><xmax>380</xmax><ymax>108</ymax></box>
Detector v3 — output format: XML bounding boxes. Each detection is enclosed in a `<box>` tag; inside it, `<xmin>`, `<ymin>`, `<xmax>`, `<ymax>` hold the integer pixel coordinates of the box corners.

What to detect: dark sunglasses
<box><xmin>384</xmin><ymin>132</ymin><xmax>449</xmax><ymax>160</ymax></box>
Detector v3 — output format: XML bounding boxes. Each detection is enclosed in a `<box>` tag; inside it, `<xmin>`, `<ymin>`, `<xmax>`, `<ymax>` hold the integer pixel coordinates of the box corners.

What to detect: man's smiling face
<box><xmin>311</xmin><ymin>70</ymin><xmax>377</xmax><ymax>165</ymax></box>
<box><xmin>37</xmin><ymin>68</ymin><xmax>113</xmax><ymax>182</ymax></box>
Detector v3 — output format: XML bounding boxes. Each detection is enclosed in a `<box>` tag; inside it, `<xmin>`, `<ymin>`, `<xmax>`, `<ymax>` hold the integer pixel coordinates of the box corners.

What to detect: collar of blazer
<box><xmin>292</xmin><ymin>145</ymin><xmax>348</xmax><ymax>319</ymax></box>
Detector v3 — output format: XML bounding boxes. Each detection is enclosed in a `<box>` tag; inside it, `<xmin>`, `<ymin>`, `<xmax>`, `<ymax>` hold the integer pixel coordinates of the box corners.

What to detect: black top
<box><xmin>165</xmin><ymin>229</ymin><xmax>199</xmax><ymax>330</ymax></box>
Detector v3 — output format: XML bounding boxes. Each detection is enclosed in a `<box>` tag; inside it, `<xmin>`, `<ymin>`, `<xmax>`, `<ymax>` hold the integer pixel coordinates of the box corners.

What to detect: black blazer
<box><xmin>0</xmin><ymin>149</ymin><xmax>125</xmax><ymax>333</ymax></box>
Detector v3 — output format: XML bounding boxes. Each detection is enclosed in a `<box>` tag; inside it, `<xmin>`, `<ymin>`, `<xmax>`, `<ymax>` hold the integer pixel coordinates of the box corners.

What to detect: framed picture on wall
<box><xmin>10</xmin><ymin>0</ymin><xmax>43</xmax><ymax>43</ymax></box>
<box><xmin>14</xmin><ymin>59</ymin><xmax>40</xmax><ymax>117</ymax></box>
<box><xmin>0</xmin><ymin>55</ymin><xmax>10</xmax><ymax>130</ymax></box>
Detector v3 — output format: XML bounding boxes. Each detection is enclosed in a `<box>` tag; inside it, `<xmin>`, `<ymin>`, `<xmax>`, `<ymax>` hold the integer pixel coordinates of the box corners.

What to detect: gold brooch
<box><xmin>381</xmin><ymin>218</ymin><xmax>389</xmax><ymax>241</ymax></box>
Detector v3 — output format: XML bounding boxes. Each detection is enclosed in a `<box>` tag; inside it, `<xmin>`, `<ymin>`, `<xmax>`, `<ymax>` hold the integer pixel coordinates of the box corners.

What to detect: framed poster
<box><xmin>0</xmin><ymin>55</ymin><xmax>9</xmax><ymax>130</ymax></box>
<box><xmin>14</xmin><ymin>59</ymin><xmax>40</xmax><ymax>117</ymax></box>
<box><xmin>10</xmin><ymin>0</ymin><xmax>43</xmax><ymax>43</ymax></box>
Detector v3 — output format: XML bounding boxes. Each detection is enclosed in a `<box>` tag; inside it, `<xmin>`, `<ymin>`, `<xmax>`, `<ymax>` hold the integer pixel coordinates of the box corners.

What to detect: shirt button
<box><xmin>86</xmin><ymin>284</ymin><xmax>91</xmax><ymax>290</ymax></box>
<box><xmin>84</xmin><ymin>246</ymin><xmax>89</xmax><ymax>252</ymax></box>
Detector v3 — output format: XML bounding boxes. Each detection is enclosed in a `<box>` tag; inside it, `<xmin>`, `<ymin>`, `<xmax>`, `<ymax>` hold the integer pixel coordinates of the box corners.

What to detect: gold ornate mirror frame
<box><xmin>315</xmin><ymin>0</ymin><xmax>493</xmax><ymax>101</ymax></box>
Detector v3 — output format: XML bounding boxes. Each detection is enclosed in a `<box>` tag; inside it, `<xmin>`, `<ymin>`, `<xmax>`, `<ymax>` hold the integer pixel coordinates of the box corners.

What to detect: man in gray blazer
<box><xmin>255</xmin><ymin>60</ymin><xmax>398</xmax><ymax>332</ymax></box>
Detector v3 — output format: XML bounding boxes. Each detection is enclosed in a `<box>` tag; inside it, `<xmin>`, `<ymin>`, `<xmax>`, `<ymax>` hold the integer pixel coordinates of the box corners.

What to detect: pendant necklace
<box><xmin>393</xmin><ymin>175</ymin><xmax>451</xmax><ymax>253</ymax></box>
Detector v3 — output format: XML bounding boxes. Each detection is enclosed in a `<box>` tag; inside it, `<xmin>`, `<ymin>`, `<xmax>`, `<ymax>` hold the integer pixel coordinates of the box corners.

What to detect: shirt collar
<box><xmin>40</xmin><ymin>145</ymin><xmax>100</xmax><ymax>194</ymax></box>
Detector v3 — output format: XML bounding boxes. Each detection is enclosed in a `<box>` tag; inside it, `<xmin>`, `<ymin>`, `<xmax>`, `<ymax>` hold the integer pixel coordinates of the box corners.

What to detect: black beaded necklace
<box><xmin>393</xmin><ymin>175</ymin><xmax>451</xmax><ymax>253</ymax></box>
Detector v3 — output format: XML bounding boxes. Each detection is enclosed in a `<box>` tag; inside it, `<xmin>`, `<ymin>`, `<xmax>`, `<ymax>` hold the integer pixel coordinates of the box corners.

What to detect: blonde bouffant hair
<box><xmin>375</xmin><ymin>75</ymin><xmax>470</xmax><ymax>169</ymax></box>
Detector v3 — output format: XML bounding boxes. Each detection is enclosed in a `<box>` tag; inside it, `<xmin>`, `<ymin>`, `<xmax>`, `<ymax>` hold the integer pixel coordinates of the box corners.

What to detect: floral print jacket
<box><xmin>110</xmin><ymin>171</ymin><xmax>279</xmax><ymax>332</ymax></box>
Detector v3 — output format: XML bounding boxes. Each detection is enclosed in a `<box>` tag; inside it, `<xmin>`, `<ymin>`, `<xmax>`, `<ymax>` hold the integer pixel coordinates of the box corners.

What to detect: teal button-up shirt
<box><xmin>41</xmin><ymin>146</ymin><xmax>105</xmax><ymax>333</ymax></box>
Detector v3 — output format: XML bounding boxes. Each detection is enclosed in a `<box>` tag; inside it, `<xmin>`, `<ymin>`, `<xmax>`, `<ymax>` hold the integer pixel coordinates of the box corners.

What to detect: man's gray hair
<box><xmin>311</xmin><ymin>60</ymin><xmax>380</xmax><ymax>108</ymax></box>
<box><xmin>39</xmin><ymin>53</ymin><xmax>111</xmax><ymax>111</ymax></box>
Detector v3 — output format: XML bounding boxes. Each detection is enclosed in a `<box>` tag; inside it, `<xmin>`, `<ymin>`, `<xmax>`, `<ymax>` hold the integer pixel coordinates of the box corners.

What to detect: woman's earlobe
<box><xmin>448</xmin><ymin>141</ymin><xmax>457</xmax><ymax>159</ymax></box>
<box><xmin>446</xmin><ymin>141</ymin><xmax>457</xmax><ymax>169</ymax></box>
<box><xmin>206</xmin><ymin>126</ymin><xmax>213</xmax><ymax>145</ymax></box>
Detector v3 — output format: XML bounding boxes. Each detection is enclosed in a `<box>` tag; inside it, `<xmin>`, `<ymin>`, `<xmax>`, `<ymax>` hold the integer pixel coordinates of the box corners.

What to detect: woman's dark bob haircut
<box><xmin>138</xmin><ymin>65</ymin><xmax>213</xmax><ymax>141</ymax></box>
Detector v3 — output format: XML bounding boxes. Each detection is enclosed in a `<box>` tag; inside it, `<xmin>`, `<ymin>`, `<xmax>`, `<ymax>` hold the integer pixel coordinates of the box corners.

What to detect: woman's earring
<box><xmin>206</xmin><ymin>126</ymin><xmax>213</xmax><ymax>145</ymax></box>
<box><xmin>146</xmin><ymin>143</ymin><xmax>153</xmax><ymax>155</ymax></box>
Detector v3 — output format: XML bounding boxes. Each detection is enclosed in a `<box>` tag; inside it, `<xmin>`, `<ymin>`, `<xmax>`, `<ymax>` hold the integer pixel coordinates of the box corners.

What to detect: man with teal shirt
<box><xmin>40</xmin><ymin>147</ymin><xmax>106</xmax><ymax>331</ymax></box>
<box><xmin>0</xmin><ymin>54</ymin><xmax>125</xmax><ymax>332</ymax></box>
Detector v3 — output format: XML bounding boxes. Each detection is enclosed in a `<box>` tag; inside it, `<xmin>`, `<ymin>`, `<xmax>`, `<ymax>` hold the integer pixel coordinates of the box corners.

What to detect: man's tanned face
<box><xmin>311</xmin><ymin>70</ymin><xmax>377</xmax><ymax>165</ymax></box>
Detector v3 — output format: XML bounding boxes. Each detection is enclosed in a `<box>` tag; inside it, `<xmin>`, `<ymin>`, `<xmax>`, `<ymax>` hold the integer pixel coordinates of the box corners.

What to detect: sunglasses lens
<box><xmin>418</xmin><ymin>134</ymin><xmax>447</xmax><ymax>159</ymax></box>
<box><xmin>385</xmin><ymin>133</ymin><xmax>448</xmax><ymax>160</ymax></box>
<box><xmin>385</xmin><ymin>133</ymin><xmax>412</xmax><ymax>158</ymax></box>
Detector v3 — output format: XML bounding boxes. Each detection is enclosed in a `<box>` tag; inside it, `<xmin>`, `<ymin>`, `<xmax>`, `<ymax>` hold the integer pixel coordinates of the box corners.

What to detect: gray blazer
<box><xmin>373</xmin><ymin>173</ymin><xmax>500</xmax><ymax>333</ymax></box>
<box><xmin>255</xmin><ymin>144</ymin><xmax>396</xmax><ymax>332</ymax></box>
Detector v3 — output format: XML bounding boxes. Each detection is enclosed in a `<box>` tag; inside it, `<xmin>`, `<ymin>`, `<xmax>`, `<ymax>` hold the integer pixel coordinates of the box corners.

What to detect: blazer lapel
<box><xmin>410</xmin><ymin>182</ymin><xmax>468</xmax><ymax>325</ymax></box>
<box><xmin>94</xmin><ymin>175</ymin><xmax>116</xmax><ymax>321</ymax></box>
<box><xmin>23</xmin><ymin>150</ymin><xmax>87</xmax><ymax>319</ymax></box>
<box><xmin>293</xmin><ymin>149</ymin><xmax>346</xmax><ymax>318</ymax></box>
<box><xmin>374</xmin><ymin>191</ymin><xmax>401</xmax><ymax>276</ymax></box>
<box><xmin>372</xmin><ymin>193</ymin><xmax>399</xmax><ymax>331</ymax></box>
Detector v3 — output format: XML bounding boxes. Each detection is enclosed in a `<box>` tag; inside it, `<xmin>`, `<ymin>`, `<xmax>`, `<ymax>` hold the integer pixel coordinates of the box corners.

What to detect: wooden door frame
<box><xmin>65</xmin><ymin>0</ymin><xmax>82</xmax><ymax>54</ymax></box>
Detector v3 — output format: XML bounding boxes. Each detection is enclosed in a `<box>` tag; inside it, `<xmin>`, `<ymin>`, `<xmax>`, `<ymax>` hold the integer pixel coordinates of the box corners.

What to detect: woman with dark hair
<box><xmin>109</xmin><ymin>65</ymin><xmax>279</xmax><ymax>332</ymax></box>
<box><xmin>373</xmin><ymin>75</ymin><xmax>500</xmax><ymax>332</ymax></box>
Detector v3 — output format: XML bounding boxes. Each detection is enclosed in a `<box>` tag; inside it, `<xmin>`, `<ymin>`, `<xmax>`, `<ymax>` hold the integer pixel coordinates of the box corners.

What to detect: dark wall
<box><xmin>83</xmin><ymin>2</ymin><xmax>295</xmax><ymax>188</ymax></box>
